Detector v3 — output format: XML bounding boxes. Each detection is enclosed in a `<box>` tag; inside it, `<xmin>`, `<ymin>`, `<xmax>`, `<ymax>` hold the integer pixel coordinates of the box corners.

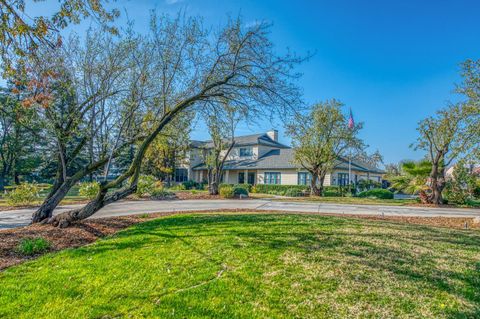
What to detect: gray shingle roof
<box><xmin>193</xmin><ymin>147</ymin><xmax>385</xmax><ymax>174</ymax></box>
<box><xmin>192</xmin><ymin>133</ymin><xmax>289</xmax><ymax>149</ymax></box>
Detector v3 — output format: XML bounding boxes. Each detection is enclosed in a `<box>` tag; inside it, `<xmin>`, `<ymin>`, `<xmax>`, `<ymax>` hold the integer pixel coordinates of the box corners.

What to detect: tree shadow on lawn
<box><xmin>71</xmin><ymin>214</ymin><xmax>480</xmax><ymax>317</ymax></box>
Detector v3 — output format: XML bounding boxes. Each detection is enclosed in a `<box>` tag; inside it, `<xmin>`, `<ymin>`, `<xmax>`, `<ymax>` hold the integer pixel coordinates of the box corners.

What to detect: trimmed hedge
<box><xmin>220</xmin><ymin>183</ymin><xmax>252</xmax><ymax>192</ymax></box>
<box><xmin>322</xmin><ymin>186</ymin><xmax>341</xmax><ymax>197</ymax></box>
<box><xmin>357</xmin><ymin>188</ymin><xmax>393</xmax><ymax>199</ymax></box>
<box><xmin>251</xmin><ymin>184</ymin><xmax>309</xmax><ymax>196</ymax></box>
<box><xmin>285</xmin><ymin>188</ymin><xmax>304</xmax><ymax>197</ymax></box>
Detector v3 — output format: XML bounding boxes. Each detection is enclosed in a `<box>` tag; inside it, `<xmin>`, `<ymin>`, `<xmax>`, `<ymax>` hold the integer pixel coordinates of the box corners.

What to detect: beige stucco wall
<box><xmin>191</xmin><ymin>168</ymin><xmax>382</xmax><ymax>186</ymax></box>
<box><xmin>330</xmin><ymin>169</ymin><xmax>382</xmax><ymax>185</ymax></box>
<box><xmin>256</xmin><ymin>169</ymin><xmax>297</xmax><ymax>185</ymax></box>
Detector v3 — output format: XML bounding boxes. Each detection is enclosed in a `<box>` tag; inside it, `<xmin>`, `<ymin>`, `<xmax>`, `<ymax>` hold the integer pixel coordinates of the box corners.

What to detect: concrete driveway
<box><xmin>1</xmin><ymin>199</ymin><xmax>480</xmax><ymax>230</ymax></box>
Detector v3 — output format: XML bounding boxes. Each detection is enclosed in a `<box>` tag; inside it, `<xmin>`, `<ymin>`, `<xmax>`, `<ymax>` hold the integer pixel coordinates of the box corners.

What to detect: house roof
<box><xmin>191</xmin><ymin>133</ymin><xmax>290</xmax><ymax>149</ymax></box>
<box><xmin>192</xmin><ymin>147</ymin><xmax>385</xmax><ymax>174</ymax></box>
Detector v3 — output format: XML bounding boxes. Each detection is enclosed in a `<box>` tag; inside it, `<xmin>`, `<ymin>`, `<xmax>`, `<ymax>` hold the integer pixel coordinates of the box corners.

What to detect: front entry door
<box><xmin>238</xmin><ymin>172</ymin><xmax>245</xmax><ymax>184</ymax></box>
<box><xmin>247</xmin><ymin>172</ymin><xmax>255</xmax><ymax>184</ymax></box>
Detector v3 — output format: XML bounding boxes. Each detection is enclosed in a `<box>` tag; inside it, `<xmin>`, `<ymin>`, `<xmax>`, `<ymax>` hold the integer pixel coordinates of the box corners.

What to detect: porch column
<box><xmin>200</xmin><ymin>170</ymin><xmax>204</xmax><ymax>182</ymax></box>
<box><xmin>225</xmin><ymin>170</ymin><xmax>229</xmax><ymax>184</ymax></box>
<box><xmin>244</xmin><ymin>169</ymin><xmax>248</xmax><ymax>184</ymax></box>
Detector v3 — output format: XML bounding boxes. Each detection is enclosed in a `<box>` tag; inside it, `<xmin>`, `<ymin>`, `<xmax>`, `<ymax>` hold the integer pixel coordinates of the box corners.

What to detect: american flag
<box><xmin>348</xmin><ymin>108</ymin><xmax>355</xmax><ymax>129</ymax></box>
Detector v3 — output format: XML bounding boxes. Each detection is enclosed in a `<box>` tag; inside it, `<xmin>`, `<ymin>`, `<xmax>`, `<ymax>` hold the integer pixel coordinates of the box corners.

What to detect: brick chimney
<box><xmin>266</xmin><ymin>129</ymin><xmax>278</xmax><ymax>142</ymax></box>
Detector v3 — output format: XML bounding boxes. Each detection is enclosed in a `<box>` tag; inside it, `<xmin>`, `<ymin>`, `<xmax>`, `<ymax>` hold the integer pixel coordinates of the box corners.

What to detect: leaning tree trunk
<box><xmin>47</xmin><ymin>184</ymin><xmax>137</xmax><ymax>228</ymax></box>
<box><xmin>32</xmin><ymin>181</ymin><xmax>75</xmax><ymax>223</ymax></box>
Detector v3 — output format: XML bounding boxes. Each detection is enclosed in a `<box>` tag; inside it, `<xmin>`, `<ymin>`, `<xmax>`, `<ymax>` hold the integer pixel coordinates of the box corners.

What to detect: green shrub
<box><xmin>357</xmin><ymin>188</ymin><xmax>393</xmax><ymax>199</ymax></box>
<box><xmin>474</xmin><ymin>183</ymin><xmax>480</xmax><ymax>199</ymax></box>
<box><xmin>233</xmin><ymin>187</ymin><xmax>249</xmax><ymax>197</ymax></box>
<box><xmin>151</xmin><ymin>189</ymin><xmax>176</xmax><ymax>199</ymax></box>
<box><xmin>136</xmin><ymin>175</ymin><xmax>160</xmax><ymax>197</ymax></box>
<box><xmin>16</xmin><ymin>238</ymin><xmax>51</xmax><ymax>256</ymax></box>
<box><xmin>285</xmin><ymin>188</ymin><xmax>304</xmax><ymax>197</ymax></box>
<box><xmin>252</xmin><ymin>184</ymin><xmax>308</xmax><ymax>196</ymax></box>
<box><xmin>322</xmin><ymin>186</ymin><xmax>341</xmax><ymax>197</ymax></box>
<box><xmin>78</xmin><ymin>181</ymin><xmax>100</xmax><ymax>199</ymax></box>
<box><xmin>5</xmin><ymin>183</ymin><xmax>41</xmax><ymax>206</ymax></box>
<box><xmin>169</xmin><ymin>183</ymin><xmax>187</xmax><ymax>191</ymax></box>
<box><xmin>220</xmin><ymin>183</ymin><xmax>252</xmax><ymax>192</ymax></box>
<box><xmin>357</xmin><ymin>179</ymin><xmax>382</xmax><ymax>192</ymax></box>
<box><xmin>182</xmin><ymin>180</ymin><xmax>205</xmax><ymax>190</ymax></box>
<box><xmin>234</xmin><ymin>184</ymin><xmax>252</xmax><ymax>192</ymax></box>
<box><xmin>219</xmin><ymin>185</ymin><xmax>235</xmax><ymax>198</ymax></box>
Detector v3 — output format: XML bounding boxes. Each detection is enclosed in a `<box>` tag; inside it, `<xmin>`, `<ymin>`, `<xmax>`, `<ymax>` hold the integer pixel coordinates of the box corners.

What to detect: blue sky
<box><xmin>26</xmin><ymin>0</ymin><xmax>480</xmax><ymax>164</ymax></box>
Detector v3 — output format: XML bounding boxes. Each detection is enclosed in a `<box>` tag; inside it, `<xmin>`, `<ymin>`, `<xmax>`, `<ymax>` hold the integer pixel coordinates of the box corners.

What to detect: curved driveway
<box><xmin>1</xmin><ymin>199</ymin><xmax>479</xmax><ymax>230</ymax></box>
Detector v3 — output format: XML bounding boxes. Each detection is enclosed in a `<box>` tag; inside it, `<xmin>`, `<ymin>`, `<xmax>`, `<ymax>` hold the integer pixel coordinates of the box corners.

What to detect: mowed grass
<box><xmin>1</xmin><ymin>213</ymin><xmax>480</xmax><ymax>318</ymax></box>
<box><xmin>271</xmin><ymin>195</ymin><xmax>417</xmax><ymax>206</ymax></box>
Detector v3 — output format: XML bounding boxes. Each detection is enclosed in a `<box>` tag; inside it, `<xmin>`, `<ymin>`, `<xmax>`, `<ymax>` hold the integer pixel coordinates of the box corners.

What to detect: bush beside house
<box><xmin>219</xmin><ymin>184</ymin><xmax>249</xmax><ymax>198</ymax></box>
<box><xmin>357</xmin><ymin>188</ymin><xmax>394</xmax><ymax>199</ymax></box>
<box><xmin>251</xmin><ymin>184</ymin><xmax>309</xmax><ymax>196</ymax></box>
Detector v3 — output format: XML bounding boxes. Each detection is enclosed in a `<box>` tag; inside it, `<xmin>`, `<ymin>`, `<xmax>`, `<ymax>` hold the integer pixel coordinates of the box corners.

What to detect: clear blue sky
<box><xmin>27</xmin><ymin>0</ymin><xmax>480</xmax><ymax>164</ymax></box>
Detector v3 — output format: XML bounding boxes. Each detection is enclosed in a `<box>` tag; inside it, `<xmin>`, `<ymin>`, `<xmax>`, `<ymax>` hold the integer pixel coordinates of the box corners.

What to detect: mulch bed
<box><xmin>1</xmin><ymin>210</ymin><xmax>479</xmax><ymax>271</ymax></box>
<box><xmin>174</xmin><ymin>192</ymin><xmax>223</xmax><ymax>200</ymax></box>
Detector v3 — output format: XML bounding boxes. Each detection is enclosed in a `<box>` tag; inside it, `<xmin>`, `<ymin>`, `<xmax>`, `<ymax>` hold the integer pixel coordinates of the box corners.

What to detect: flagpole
<box><xmin>348</xmin><ymin>108</ymin><xmax>354</xmax><ymax>191</ymax></box>
<box><xmin>348</xmin><ymin>148</ymin><xmax>352</xmax><ymax>188</ymax></box>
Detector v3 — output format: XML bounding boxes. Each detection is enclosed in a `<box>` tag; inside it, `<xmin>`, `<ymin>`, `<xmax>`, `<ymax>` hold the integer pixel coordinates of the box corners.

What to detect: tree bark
<box><xmin>209</xmin><ymin>181</ymin><xmax>219</xmax><ymax>195</ymax></box>
<box><xmin>32</xmin><ymin>181</ymin><xmax>74</xmax><ymax>223</ymax></box>
<box><xmin>47</xmin><ymin>184</ymin><xmax>137</xmax><ymax>228</ymax></box>
<box><xmin>310</xmin><ymin>173</ymin><xmax>321</xmax><ymax>196</ymax></box>
<box><xmin>317</xmin><ymin>173</ymin><xmax>326</xmax><ymax>196</ymax></box>
<box><xmin>428</xmin><ymin>156</ymin><xmax>446</xmax><ymax>205</ymax></box>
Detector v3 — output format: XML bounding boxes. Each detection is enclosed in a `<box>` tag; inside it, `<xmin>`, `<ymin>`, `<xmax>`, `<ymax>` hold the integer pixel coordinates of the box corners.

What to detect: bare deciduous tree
<box><xmin>29</xmin><ymin>31</ymin><xmax>146</xmax><ymax>222</ymax></box>
<box><xmin>201</xmin><ymin>103</ymin><xmax>242</xmax><ymax>195</ymax></box>
<box><xmin>45</xmin><ymin>14</ymin><xmax>304</xmax><ymax>227</ymax></box>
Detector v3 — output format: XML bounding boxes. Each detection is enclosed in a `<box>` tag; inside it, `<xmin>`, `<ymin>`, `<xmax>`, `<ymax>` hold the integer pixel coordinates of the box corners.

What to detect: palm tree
<box><xmin>388</xmin><ymin>160</ymin><xmax>432</xmax><ymax>203</ymax></box>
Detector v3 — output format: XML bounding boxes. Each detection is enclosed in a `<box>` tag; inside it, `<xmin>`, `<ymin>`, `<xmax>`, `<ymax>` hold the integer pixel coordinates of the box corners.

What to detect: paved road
<box><xmin>1</xmin><ymin>199</ymin><xmax>480</xmax><ymax>230</ymax></box>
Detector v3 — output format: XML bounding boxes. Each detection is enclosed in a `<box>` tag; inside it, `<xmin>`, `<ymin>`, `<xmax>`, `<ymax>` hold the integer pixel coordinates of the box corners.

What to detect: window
<box><xmin>239</xmin><ymin>147</ymin><xmax>253</xmax><ymax>157</ymax></box>
<box><xmin>174</xmin><ymin>168</ymin><xmax>188</xmax><ymax>182</ymax></box>
<box><xmin>264</xmin><ymin>172</ymin><xmax>281</xmax><ymax>184</ymax></box>
<box><xmin>297</xmin><ymin>172</ymin><xmax>312</xmax><ymax>185</ymax></box>
<box><xmin>337</xmin><ymin>173</ymin><xmax>349</xmax><ymax>186</ymax></box>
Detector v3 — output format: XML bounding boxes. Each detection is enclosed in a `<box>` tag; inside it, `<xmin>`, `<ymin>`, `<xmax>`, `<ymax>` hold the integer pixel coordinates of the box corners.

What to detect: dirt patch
<box><xmin>1</xmin><ymin>210</ymin><xmax>478</xmax><ymax>271</ymax></box>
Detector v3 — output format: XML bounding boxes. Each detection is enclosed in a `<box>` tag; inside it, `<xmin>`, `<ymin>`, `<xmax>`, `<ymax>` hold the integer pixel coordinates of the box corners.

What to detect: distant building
<box><xmin>445</xmin><ymin>163</ymin><xmax>480</xmax><ymax>180</ymax></box>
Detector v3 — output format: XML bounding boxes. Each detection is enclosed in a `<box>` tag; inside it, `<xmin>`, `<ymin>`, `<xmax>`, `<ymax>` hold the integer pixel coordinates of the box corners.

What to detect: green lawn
<box><xmin>1</xmin><ymin>213</ymin><xmax>480</xmax><ymax>318</ymax></box>
<box><xmin>251</xmin><ymin>193</ymin><xmax>480</xmax><ymax>208</ymax></box>
<box><xmin>250</xmin><ymin>193</ymin><xmax>417</xmax><ymax>206</ymax></box>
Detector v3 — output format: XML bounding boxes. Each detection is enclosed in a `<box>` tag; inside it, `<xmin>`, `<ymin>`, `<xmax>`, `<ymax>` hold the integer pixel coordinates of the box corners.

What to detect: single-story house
<box><xmin>177</xmin><ymin>130</ymin><xmax>384</xmax><ymax>186</ymax></box>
